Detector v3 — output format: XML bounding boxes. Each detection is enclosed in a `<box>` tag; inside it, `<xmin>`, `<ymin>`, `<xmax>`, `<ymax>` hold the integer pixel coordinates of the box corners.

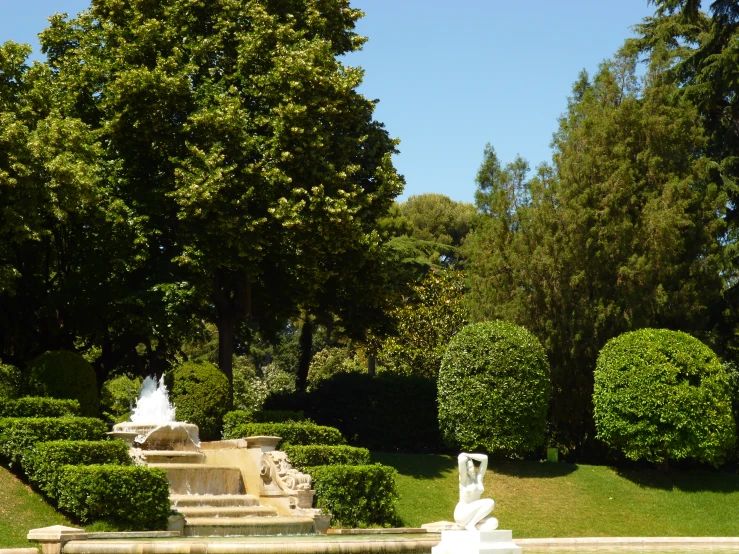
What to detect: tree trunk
<box><xmin>217</xmin><ymin>316</ymin><xmax>236</xmax><ymax>396</ymax></box>
<box><xmin>296</xmin><ymin>316</ymin><xmax>313</xmax><ymax>393</ymax></box>
<box><xmin>660</xmin><ymin>448</ymin><xmax>669</xmax><ymax>472</ymax></box>
<box><xmin>368</xmin><ymin>355</ymin><xmax>376</xmax><ymax>376</ymax></box>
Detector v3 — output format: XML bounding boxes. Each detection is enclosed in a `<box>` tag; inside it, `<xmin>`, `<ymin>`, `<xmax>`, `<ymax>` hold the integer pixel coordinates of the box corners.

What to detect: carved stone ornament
<box><xmin>260</xmin><ymin>450</ymin><xmax>312</xmax><ymax>494</ymax></box>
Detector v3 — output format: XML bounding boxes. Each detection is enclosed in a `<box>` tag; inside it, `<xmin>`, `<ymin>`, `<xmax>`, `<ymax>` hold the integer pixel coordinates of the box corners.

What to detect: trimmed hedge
<box><xmin>265</xmin><ymin>373</ymin><xmax>443</xmax><ymax>452</ymax></box>
<box><xmin>438</xmin><ymin>321</ymin><xmax>550</xmax><ymax>457</ymax></box>
<box><xmin>282</xmin><ymin>445</ymin><xmax>370</xmax><ymax>471</ymax></box>
<box><xmin>23</xmin><ymin>440</ymin><xmax>132</xmax><ymax>498</ymax></box>
<box><xmin>308</xmin><ymin>464</ymin><xmax>400</xmax><ymax>528</ymax></box>
<box><xmin>167</xmin><ymin>360</ymin><xmax>231</xmax><ymax>441</ymax></box>
<box><xmin>26</xmin><ymin>351</ymin><xmax>99</xmax><ymax>417</ymax></box>
<box><xmin>222</xmin><ymin>409</ymin><xmax>306</xmax><ymax>437</ymax></box>
<box><xmin>594</xmin><ymin>328</ymin><xmax>735</xmax><ymax>468</ymax></box>
<box><xmin>222</xmin><ymin>422</ymin><xmax>345</xmax><ymax>446</ymax></box>
<box><xmin>0</xmin><ymin>417</ymin><xmax>107</xmax><ymax>465</ymax></box>
<box><xmin>56</xmin><ymin>465</ymin><xmax>170</xmax><ymax>530</ymax></box>
<box><xmin>0</xmin><ymin>397</ymin><xmax>80</xmax><ymax>418</ymax></box>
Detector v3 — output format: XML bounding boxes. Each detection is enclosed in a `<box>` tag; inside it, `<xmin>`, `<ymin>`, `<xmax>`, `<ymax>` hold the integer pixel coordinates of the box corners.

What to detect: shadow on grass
<box><xmin>371</xmin><ymin>452</ymin><xmax>457</xmax><ymax>479</ymax></box>
<box><xmin>490</xmin><ymin>460</ymin><xmax>578</xmax><ymax>479</ymax></box>
<box><xmin>615</xmin><ymin>466</ymin><xmax>739</xmax><ymax>493</ymax></box>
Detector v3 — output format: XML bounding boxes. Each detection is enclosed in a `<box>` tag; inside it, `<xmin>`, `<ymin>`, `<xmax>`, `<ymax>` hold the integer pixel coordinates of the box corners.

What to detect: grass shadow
<box><xmin>491</xmin><ymin>460</ymin><xmax>578</xmax><ymax>479</ymax></box>
<box><xmin>615</xmin><ymin>466</ymin><xmax>739</xmax><ymax>493</ymax></box>
<box><xmin>371</xmin><ymin>452</ymin><xmax>457</xmax><ymax>479</ymax></box>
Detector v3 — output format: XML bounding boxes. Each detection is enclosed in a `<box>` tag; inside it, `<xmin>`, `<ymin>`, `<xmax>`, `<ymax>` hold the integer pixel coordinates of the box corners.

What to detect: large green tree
<box><xmin>0</xmin><ymin>40</ymin><xmax>200</xmax><ymax>381</ymax></box>
<box><xmin>628</xmin><ymin>0</ymin><xmax>739</xmax><ymax>355</ymax></box>
<box><xmin>465</xmin><ymin>59</ymin><xmax>728</xmax><ymax>452</ymax></box>
<box><xmin>40</xmin><ymin>0</ymin><xmax>403</xmax><ymax>391</ymax></box>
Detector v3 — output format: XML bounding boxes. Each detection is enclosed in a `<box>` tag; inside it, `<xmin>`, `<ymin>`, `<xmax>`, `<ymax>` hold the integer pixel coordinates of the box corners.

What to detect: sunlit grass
<box><xmin>0</xmin><ymin>465</ymin><xmax>73</xmax><ymax>547</ymax></box>
<box><xmin>373</xmin><ymin>453</ymin><xmax>739</xmax><ymax>538</ymax></box>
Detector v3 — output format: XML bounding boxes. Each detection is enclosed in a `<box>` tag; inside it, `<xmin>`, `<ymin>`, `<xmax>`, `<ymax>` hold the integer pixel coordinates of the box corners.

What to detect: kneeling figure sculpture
<box><xmin>454</xmin><ymin>452</ymin><xmax>498</xmax><ymax>531</ymax></box>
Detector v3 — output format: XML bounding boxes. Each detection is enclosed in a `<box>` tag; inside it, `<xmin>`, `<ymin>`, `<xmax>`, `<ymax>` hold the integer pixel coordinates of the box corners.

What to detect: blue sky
<box><xmin>1</xmin><ymin>0</ymin><xmax>656</xmax><ymax>204</ymax></box>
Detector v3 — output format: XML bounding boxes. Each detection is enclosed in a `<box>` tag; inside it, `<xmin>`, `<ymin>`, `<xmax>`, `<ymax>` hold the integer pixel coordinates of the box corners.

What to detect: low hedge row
<box><xmin>56</xmin><ymin>465</ymin><xmax>170</xmax><ymax>530</ymax></box>
<box><xmin>0</xmin><ymin>417</ymin><xmax>108</xmax><ymax>465</ymax></box>
<box><xmin>222</xmin><ymin>410</ymin><xmax>306</xmax><ymax>437</ymax></box>
<box><xmin>23</xmin><ymin>440</ymin><xmax>132</xmax><ymax>498</ymax></box>
<box><xmin>223</xmin><ymin>422</ymin><xmax>345</xmax><ymax>446</ymax></box>
<box><xmin>0</xmin><ymin>397</ymin><xmax>80</xmax><ymax>418</ymax></box>
<box><xmin>308</xmin><ymin>464</ymin><xmax>400</xmax><ymax>528</ymax></box>
<box><xmin>283</xmin><ymin>445</ymin><xmax>369</xmax><ymax>471</ymax></box>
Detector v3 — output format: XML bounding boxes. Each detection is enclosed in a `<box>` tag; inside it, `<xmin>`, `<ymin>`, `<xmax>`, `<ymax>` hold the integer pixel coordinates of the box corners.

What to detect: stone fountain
<box><xmin>109</xmin><ymin>376</ymin><xmax>329</xmax><ymax>537</ymax></box>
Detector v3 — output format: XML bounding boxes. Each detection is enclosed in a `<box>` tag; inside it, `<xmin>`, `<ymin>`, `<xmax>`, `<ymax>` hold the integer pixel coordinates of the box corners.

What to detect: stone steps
<box><xmin>171</xmin><ymin>494</ymin><xmax>261</xmax><ymax>508</ymax></box>
<box><xmin>182</xmin><ymin>516</ymin><xmax>316</xmax><ymax>537</ymax></box>
<box><xmin>176</xmin><ymin>505</ymin><xmax>278</xmax><ymax>518</ymax></box>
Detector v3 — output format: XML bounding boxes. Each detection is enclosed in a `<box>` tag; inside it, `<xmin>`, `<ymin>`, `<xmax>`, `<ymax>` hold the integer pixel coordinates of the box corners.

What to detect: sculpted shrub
<box><xmin>438</xmin><ymin>321</ymin><xmax>550</xmax><ymax>457</ymax></box>
<box><xmin>308</xmin><ymin>464</ymin><xmax>400</xmax><ymax>528</ymax></box>
<box><xmin>0</xmin><ymin>362</ymin><xmax>22</xmax><ymax>400</ymax></box>
<box><xmin>23</xmin><ymin>440</ymin><xmax>131</xmax><ymax>498</ymax></box>
<box><xmin>57</xmin><ymin>465</ymin><xmax>170</xmax><ymax>529</ymax></box>
<box><xmin>594</xmin><ymin>329</ymin><xmax>735</xmax><ymax>468</ymax></box>
<box><xmin>166</xmin><ymin>361</ymin><xmax>230</xmax><ymax>440</ymax></box>
<box><xmin>282</xmin><ymin>445</ymin><xmax>370</xmax><ymax>471</ymax></box>
<box><xmin>222</xmin><ymin>422</ymin><xmax>345</xmax><ymax>446</ymax></box>
<box><xmin>0</xmin><ymin>397</ymin><xmax>80</xmax><ymax>418</ymax></box>
<box><xmin>26</xmin><ymin>351</ymin><xmax>98</xmax><ymax>417</ymax></box>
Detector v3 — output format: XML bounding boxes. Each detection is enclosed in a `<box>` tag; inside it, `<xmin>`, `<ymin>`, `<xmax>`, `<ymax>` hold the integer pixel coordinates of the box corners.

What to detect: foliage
<box><xmin>23</xmin><ymin>440</ymin><xmax>131</xmax><ymax>499</ymax></box>
<box><xmin>380</xmin><ymin>270</ymin><xmax>467</xmax><ymax>378</ymax></box>
<box><xmin>308</xmin><ymin>347</ymin><xmax>365</xmax><ymax>390</ymax></box>
<box><xmin>26</xmin><ymin>351</ymin><xmax>99</xmax><ymax>417</ymax></box>
<box><xmin>166</xmin><ymin>360</ymin><xmax>231</xmax><ymax>441</ymax></box>
<box><xmin>464</xmin><ymin>59</ymin><xmax>728</xmax><ymax>453</ymax></box>
<box><xmin>0</xmin><ymin>362</ymin><xmax>21</xmax><ymax>400</ymax></box>
<box><xmin>100</xmin><ymin>374</ymin><xmax>142</xmax><ymax>422</ymax></box>
<box><xmin>400</xmin><ymin>194</ymin><xmax>476</xmax><ymax>248</ymax></box>
<box><xmin>39</xmin><ymin>0</ymin><xmax>403</xmax><ymax>390</ymax></box>
<box><xmin>222</xmin><ymin>409</ymin><xmax>306</xmax><ymax>438</ymax></box>
<box><xmin>0</xmin><ymin>397</ymin><xmax>79</xmax><ymax>418</ymax></box>
<box><xmin>283</xmin><ymin>445</ymin><xmax>369</xmax><ymax>471</ymax></box>
<box><xmin>0</xmin><ymin>417</ymin><xmax>107</xmax><ymax>465</ymax></box>
<box><xmin>308</xmin><ymin>464</ymin><xmax>400</xmax><ymax>528</ymax></box>
<box><xmin>222</xmin><ymin>421</ymin><xmax>345</xmax><ymax>447</ymax></box>
<box><xmin>233</xmin><ymin>355</ymin><xmax>297</xmax><ymax>412</ymax></box>
<box><xmin>438</xmin><ymin>321</ymin><xmax>550</xmax><ymax>457</ymax></box>
<box><xmin>265</xmin><ymin>372</ymin><xmax>443</xmax><ymax>452</ymax></box>
<box><xmin>56</xmin><ymin>465</ymin><xmax>170</xmax><ymax>529</ymax></box>
<box><xmin>593</xmin><ymin>328</ymin><xmax>735</xmax><ymax>468</ymax></box>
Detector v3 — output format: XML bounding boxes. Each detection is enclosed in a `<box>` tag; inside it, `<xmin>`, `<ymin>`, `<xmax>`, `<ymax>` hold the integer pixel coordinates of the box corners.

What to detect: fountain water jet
<box><xmin>111</xmin><ymin>375</ymin><xmax>200</xmax><ymax>450</ymax></box>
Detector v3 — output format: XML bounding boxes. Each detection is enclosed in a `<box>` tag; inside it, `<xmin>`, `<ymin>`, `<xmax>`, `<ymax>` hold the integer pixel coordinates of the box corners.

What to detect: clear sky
<box><xmin>1</xmin><ymin>0</ymin><xmax>656</xmax><ymax>204</ymax></box>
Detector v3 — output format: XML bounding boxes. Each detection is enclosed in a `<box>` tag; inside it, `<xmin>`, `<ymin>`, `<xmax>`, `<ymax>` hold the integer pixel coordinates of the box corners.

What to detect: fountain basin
<box><xmin>110</xmin><ymin>422</ymin><xmax>200</xmax><ymax>450</ymax></box>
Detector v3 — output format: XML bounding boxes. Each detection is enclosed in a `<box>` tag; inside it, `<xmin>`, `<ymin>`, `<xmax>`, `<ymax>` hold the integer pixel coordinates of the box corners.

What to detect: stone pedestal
<box><xmin>432</xmin><ymin>529</ymin><xmax>522</xmax><ymax>554</ymax></box>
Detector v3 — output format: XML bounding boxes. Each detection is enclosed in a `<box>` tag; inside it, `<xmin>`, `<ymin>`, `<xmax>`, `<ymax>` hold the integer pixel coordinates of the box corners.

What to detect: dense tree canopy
<box><xmin>465</xmin><ymin>58</ymin><xmax>728</xmax><ymax>452</ymax></box>
<box><xmin>35</xmin><ymin>0</ymin><xmax>403</xmax><ymax>391</ymax></box>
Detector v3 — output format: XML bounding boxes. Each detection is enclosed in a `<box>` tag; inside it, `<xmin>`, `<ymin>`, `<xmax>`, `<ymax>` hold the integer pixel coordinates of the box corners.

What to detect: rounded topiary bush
<box><xmin>166</xmin><ymin>361</ymin><xmax>230</xmax><ymax>441</ymax></box>
<box><xmin>593</xmin><ymin>328</ymin><xmax>735</xmax><ymax>469</ymax></box>
<box><xmin>26</xmin><ymin>351</ymin><xmax>99</xmax><ymax>417</ymax></box>
<box><xmin>0</xmin><ymin>361</ymin><xmax>22</xmax><ymax>400</ymax></box>
<box><xmin>438</xmin><ymin>320</ymin><xmax>550</xmax><ymax>457</ymax></box>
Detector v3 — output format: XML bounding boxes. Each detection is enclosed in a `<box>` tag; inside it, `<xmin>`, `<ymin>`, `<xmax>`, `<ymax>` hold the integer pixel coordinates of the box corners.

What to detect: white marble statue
<box><xmin>454</xmin><ymin>452</ymin><xmax>498</xmax><ymax>531</ymax></box>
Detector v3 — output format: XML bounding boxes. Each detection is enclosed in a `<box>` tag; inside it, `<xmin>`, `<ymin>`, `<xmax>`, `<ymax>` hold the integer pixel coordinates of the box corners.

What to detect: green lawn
<box><xmin>373</xmin><ymin>452</ymin><xmax>739</xmax><ymax>537</ymax></box>
<box><xmin>0</xmin><ymin>465</ymin><xmax>73</xmax><ymax>548</ymax></box>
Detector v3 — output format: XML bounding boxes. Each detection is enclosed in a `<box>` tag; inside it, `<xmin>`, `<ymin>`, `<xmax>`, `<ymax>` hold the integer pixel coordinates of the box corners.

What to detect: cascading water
<box><xmin>131</xmin><ymin>375</ymin><xmax>176</xmax><ymax>423</ymax></box>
